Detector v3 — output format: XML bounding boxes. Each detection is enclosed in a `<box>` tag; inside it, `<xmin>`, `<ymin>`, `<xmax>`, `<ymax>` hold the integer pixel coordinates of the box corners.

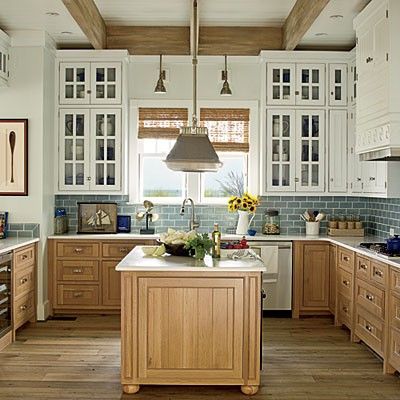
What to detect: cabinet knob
<box><xmin>20</xmin><ymin>304</ymin><xmax>27</xmax><ymax>311</ymax></box>
<box><xmin>87</xmin><ymin>176</ymin><xmax>92</xmax><ymax>181</ymax></box>
<box><xmin>73</xmin><ymin>268</ymin><xmax>83</xmax><ymax>274</ymax></box>
<box><xmin>295</xmin><ymin>90</ymin><xmax>299</xmax><ymax>95</ymax></box>
<box><xmin>343</xmin><ymin>256</ymin><xmax>350</xmax><ymax>262</ymax></box>
<box><xmin>374</xmin><ymin>269</ymin><xmax>383</xmax><ymax>278</ymax></box>
<box><xmin>369</xmin><ymin>177</ymin><xmax>376</xmax><ymax>181</ymax></box>
<box><xmin>359</xmin><ymin>264</ymin><xmax>367</xmax><ymax>270</ymax></box>
<box><xmin>73</xmin><ymin>292</ymin><xmax>83</xmax><ymax>298</ymax></box>
<box><xmin>342</xmin><ymin>280</ymin><xmax>350</xmax><ymax>286</ymax></box>
<box><xmin>357</xmin><ymin>177</ymin><xmax>362</xmax><ymax>182</ymax></box>
<box><xmin>119</xmin><ymin>247</ymin><xmax>129</xmax><ymax>253</ymax></box>
<box><xmin>366</xmin><ymin>293</ymin><xmax>374</xmax><ymax>302</ymax></box>
<box><xmin>21</xmin><ymin>255</ymin><xmax>28</xmax><ymax>260</ymax></box>
<box><xmin>87</xmin><ymin>89</ymin><xmax>92</xmax><ymax>94</ymax></box>
<box><xmin>365</xmin><ymin>324</ymin><xmax>372</xmax><ymax>332</ymax></box>
<box><xmin>366</xmin><ymin>57</ymin><xmax>373</xmax><ymax>63</ymax></box>
<box><xmin>20</xmin><ymin>278</ymin><xmax>28</xmax><ymax>284</ymax></box>
<box><xmin>342</xmin><ymin>306</ymin><xmax>348</xmax><ymax>313</ymax></box>
<box><xmin>74</xmin><ymin>248</ymin><xmax>83</xmax><ymax>253</ymax></box>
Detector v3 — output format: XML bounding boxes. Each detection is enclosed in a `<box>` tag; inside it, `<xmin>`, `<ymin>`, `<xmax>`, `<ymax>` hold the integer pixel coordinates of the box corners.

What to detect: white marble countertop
<box><xmin>0</xmin><ymin>237</ymin><xmax>39</xmax><ymax>256</ymax></box>
<box><xmin>48</xmin><ymin>232</ymin><xmax>400</xmax><ymax>270</ymax></box>
<box><xmin>116</xmin><ymin>246</ymin><xmax>267</xmax><ymax>272</ymax></box>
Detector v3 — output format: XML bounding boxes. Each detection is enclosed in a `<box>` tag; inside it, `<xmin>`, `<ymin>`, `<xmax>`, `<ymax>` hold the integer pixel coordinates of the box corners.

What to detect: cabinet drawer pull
<box><xmin>365</xmin><ymin>324</ymin><xmax>372</xmax><ymax>332</ymax></box>
<box><xmin>366</xmin><ymin>56</ymin><xmax>373</xmax><ymax>63</ymax></box>
<box><xmin>356</xmin><ymin>177</ymin><xmax>362</xmax><ymax>182</ymax></box>
<box><xmin>20</xmin><ymin>304</ymin><xmax>27</xmax><ymax>311</ymax></box>
<box><xmin>366</xmin><ymin>293</ymin><xmax>374</xmax><ymax>302</ymax></box>
<box><xmin>369</xmin><ymin>176</ymin><xmax>376</xmax><ymax>181</ymax></box>
<box><xmin>374</xmin><ymin>269</ymin><xmax>383</xmax><ymax>278</ymax></box>
<box><xmin>359</xmin><ymin>264</ymin><xmax>368</xmax><ymax>271</ymax></box>
<box><xmin>72</xmin><ymin>269</ymin><xmax>83</xmax><ymax>274</ymax></box>
<box><xmin>21</xmin><ymin>254</ymin><xmax>28</xmax><ymax>260</ymax></box>
<box><xmin>342</xmin><ymin>306</ymin><xmax>348</xmax><ymax>313</ymax></box>
<box><xmin>73</xmin><ymin>292</ymin><xmax>83</xmax><ymax>298</ymax></box>
<box><xmin>119</xmin><ymin>247</ymin><xmax>129</xmax><ymax>253</ymax></box>
<box><xmin>20</xmin><ymin>278</ymin><xmax>28</xmax><ymax>284</ymax></box>
<box><xmin>342</xmin><ymin>280</ymin><xmax>350</xmax><ymax>287</ymax></box>
<box><xmin>343</xmin><ymin>256</ymin><xmax>350</xmax><ymax>262</ymax></box>
<box><xmin>74</xmin><ymin>248</ymin><xmax>83</xmax><ymax>253</ymax></box>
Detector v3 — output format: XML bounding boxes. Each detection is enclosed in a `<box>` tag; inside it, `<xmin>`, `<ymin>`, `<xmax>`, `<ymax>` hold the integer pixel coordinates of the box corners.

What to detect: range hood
<box><xmin>359</xmin><ymin>148</ymin><xmax>400</xmax><ymax>162</ymax></box>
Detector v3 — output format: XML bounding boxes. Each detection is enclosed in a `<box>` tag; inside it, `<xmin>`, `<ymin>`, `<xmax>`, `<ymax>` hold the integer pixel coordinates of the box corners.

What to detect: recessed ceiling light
<box><xmin>315</xmin><ymin>32</ymin><xmax>328</xmax><ymax>37</ymax></box>
<box><xmin>61</xmin><ymin>31</ymin><xmax>73</xmax><ymax>35</ymax></box>
<box><xmin>46</xmin><ymin>12</ymin><xmax>60</xmax><ymax>17</ymax></box>
<box><xmin>330</xmin><ymin>14</ymin><xmax>344</xmax><ymax>21</ymax></box>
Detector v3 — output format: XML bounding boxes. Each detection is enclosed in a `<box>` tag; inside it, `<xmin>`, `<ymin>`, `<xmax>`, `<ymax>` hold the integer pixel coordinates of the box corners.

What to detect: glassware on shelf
<box><xmin>328</xmin><ymin>215</ymin><xmax>338</xmax><ymax>229</ymax></box>
<box><xmin>338</xmin><ymin>215</ymin><xmax>347</xmax><ymax>229</ymax></box>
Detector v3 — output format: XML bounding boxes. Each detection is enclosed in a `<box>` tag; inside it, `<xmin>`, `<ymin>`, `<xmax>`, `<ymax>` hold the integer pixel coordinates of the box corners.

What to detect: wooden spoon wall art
<box><xmin>9</xmin><ymin>131</ymin><xmax>16</xmax><ymax>183</ymax></box>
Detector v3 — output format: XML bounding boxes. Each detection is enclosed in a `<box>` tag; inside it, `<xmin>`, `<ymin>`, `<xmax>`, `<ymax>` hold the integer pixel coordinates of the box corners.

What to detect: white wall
<box><xmin>130</xmin><ymin>56</ymin><xmax>261</xmax><ymax>101</ymax></box>
<box><xmin>0</xmin><ymin>33</ymin><xmax>55</xmax><ymax>320</ymax></box>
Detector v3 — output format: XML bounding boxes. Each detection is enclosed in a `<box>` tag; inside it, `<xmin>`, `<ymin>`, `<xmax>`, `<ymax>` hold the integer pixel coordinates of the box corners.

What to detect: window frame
<box><xmin>129</xmin><ymin>99</ymin><xmax>259</xmax><ymax>204</ymax></box>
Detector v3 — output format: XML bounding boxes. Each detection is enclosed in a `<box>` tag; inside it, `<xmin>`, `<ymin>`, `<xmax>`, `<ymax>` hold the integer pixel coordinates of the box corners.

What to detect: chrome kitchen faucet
<box><xmin>180</xmin><ymin>198</ymin><xmax>199</xmax><ymax>231</ymax></box>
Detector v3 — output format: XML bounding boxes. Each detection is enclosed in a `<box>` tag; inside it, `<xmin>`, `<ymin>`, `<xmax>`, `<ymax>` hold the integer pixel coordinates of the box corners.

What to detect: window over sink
<box><xmin>130</xmin><ymin>100</ymin><xmax>258</xmax><ymax>204</ymax></box>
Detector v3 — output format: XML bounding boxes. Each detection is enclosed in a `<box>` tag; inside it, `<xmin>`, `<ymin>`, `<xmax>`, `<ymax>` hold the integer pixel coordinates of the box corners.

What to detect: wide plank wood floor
<box><xmin>0</xmin><ymin>316</ymin><xmax>398</xmax><ymax>399</ymax></box>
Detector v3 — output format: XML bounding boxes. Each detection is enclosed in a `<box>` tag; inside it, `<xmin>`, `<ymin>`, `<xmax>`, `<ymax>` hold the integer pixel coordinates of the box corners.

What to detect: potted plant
<box><xmin>184</xmin><ymin>233</ymin><xmax>213</xmax><ymax>260</ymax></box>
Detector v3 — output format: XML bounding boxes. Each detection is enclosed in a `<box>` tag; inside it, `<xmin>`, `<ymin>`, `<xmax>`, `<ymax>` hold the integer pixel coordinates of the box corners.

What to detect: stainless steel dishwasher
<box><xmin>249</xmin><ymin>241</ymin><xmax>292</xmax><ymax>315</ymax></box>
<box><xmin>0</xmin><ymin>253</ymin><xmax>12</xmax><ymax>339</ymax></box>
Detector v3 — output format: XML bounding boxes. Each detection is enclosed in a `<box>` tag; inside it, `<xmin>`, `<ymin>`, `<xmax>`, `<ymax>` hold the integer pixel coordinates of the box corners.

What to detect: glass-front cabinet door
<box><xmin>267</xmin><ymin>64</ymin><xmax>295</xmax><ymax>105</ymax></box>
<box><xmin>295</xmin><ymin>110</ymin><xmax>325</xmax><ymax>192</ymax></box>
<box><xmin>296</xmin><ymin>64</ymin><xmax>325</xmax><ymax>106</ymax></box>
<box><xmin>59</xmin><ymin>63</ymin><xmax>90</xmax><ymax>105</ymax></box>
<box><xmin>266</xmin><ymin>110</ymin><xmax>296</xmax><ymax>191</ymax></box>
<box><xmin>90</xmin><ymin>109</ymin><xmax>121</xmax><ymax>190</ymax></box>
<box><xmin>59</xmin><ymin>109</ymin><xmax>90</xmax><ymax>190</ymax></box>
<box><xmin>329</xmin><ymin>64</ymin><xmax>347</xmax><ymax>107</ymax></box>
<box><xmin>91</xmin><ymin>63</ymin><xmax>122</xmax><ymax>105</ymax></box>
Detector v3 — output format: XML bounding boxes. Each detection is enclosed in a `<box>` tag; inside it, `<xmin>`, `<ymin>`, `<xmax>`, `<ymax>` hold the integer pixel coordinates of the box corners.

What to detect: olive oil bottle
<box><xmin>211</xmin><ymin>223</ymin><xmax>221</xmax><ymax>258</ymax></box>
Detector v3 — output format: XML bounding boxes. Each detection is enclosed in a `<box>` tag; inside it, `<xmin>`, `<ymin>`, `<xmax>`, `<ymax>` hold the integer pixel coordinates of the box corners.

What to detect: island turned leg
<box><xmin>241</xmin><ymin>385</ymin><xmax>259</xmax><ymax>395</ymax></box>
<box><xmin>123</xmin><ymin>384</ymin><xmax>140</xmax><ymax>394</ymax></box>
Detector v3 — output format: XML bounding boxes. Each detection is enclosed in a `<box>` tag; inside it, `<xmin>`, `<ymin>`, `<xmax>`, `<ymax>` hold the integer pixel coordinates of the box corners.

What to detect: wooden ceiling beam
<box><xmin>106</xmin><ymin>26</ymin><xmax>282</xmax><ymax>56</ymax></box>
<box><xmin>283</xmin><ymin>0</ymin><xmax>330</xmax><ymax>50</ymax></box>
<box><xmin>62</xmin><ymin>0</ymin><xmax>106</xmax><ymax>50</ymax></box>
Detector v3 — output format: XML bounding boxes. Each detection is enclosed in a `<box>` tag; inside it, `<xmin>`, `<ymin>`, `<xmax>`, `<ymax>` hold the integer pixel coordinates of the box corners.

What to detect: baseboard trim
<box><xmin>36</xmin><ymin>300</ymin><xmax>50</xmax><ymax>321</ymax></box>
<box><xmin>263</xmin><ymin>310</ymin><xmax>292</xmax><ymax>318</ymax></box>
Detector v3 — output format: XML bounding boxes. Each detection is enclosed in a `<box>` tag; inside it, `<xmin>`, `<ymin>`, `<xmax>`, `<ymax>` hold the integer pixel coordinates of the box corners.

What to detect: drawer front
<box><xmin>390</xmin><ymin>293</ymin><xmax>400</xmax><ymax>331</ymax></box>
<box><xmin>389</xmin><ymin>328</ymin><xmax>400</xmax><ymax>372</ymax></box>
<box><xmin>56</xmin><ymin>242</ymin><xmax>99</xmax><ymax>258</ymax></box>
<box><xmin>337</xmin><ymin>293</ymin><xmax>352</xmax><ymax>329</ymax></box>
<box><xmin>355</xmin><ymin>278</ymin><xmax>385</xmax><ymax>319</ymax></box>
<box><xmin>15</xmin><ymin>265</ymin><xmax>35</xmax><ymax>298</ymax></box>
<box><xmin>14</xmin><ymin>291</ymin><xmax>35</xmax><ymax>329</ymax></box>
<box><xmin>371</xmin><ymin>261</ymin><xmax>388</xmax><ymax>287</ymax></box>
<box><xmin>102</xmin><ymin>242</ymin><xmax>137</xmax><ymax>259</ymax></box>
<box><xmin>355</xmin><ymin>306</ymin><xmax>384</xmax><ymax>356</ymax></box>
<box><xmin>57</xmin><ymin>284</ymin><xmax>99</xmax><ymax>306</ymax></box>
<box><xmin>14</xmin><ymin>244</ymin><xmax>35</xmax><ymax>270</ymax></box>
<box><xmin>391</xmin><ymin>268</ymin><xmax>400</xmax><ymax>296</ymax></box>
<box><xmin>56</xmin><ymin>260</ymin><xmax>99</xmax><ymax>282</ymax></box>
<box><xmin>338</xmin><ymin>248</ymin><xmax>354</xmax><ymax>274</ymax></box>
<box><xmin>337</xmin><ymin>267</ymin><xmax>353</xmax><ymax>298</ymax></box>
<box><xmin>356</xmin><ymin>255</ymin><xmax>370</xmax><ymax>281</ymax></box>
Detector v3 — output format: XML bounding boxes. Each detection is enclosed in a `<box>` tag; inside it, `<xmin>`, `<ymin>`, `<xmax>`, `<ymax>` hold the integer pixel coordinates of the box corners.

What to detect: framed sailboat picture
<box><xmin>0</xmin><ymin>119</ymin><xmax>28</xmax><ymax>196</ymax></box>
<box><xmin>77</xmin><ymin>202</ymin><xmax>117</xmax><ymax>234</ymax></box>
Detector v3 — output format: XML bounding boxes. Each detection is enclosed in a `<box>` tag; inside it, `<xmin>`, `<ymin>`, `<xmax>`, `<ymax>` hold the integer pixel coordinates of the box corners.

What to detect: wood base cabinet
<box><xmin>387</xmin><ymin>268</ymin><xmax>400</xmax><ymax>373</ymax></box>
<box><xmin>48</xmin><ymin>239</ymin><xmax>155</xmax><ymax>314</ymax></box>
<box><xmin>121</xmin><ymin>271</ymin><xmax>262</xmax><ymax>394</ymax></box>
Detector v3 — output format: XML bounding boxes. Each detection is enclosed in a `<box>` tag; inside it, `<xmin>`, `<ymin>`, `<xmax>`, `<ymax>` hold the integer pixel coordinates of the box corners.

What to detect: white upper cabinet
<box><xmin>348</xmin><ymin>58</ymin><xmax>357</xmax><ymax>107</ymax></box>
<box><xmin>59</xmin><ymin>62</ymin><xmax>122</xmax><ymax>105</ymax></box>
<box><xmin>267</xmin><ymin>63</ymin><xmax>325</xmax><ymax>106</ymax></box>
<box><xmin>329</xmin><ymin>110</ymin><xmax>348</xmax><ymax>192</ymax></box>
<box><xmin>329</xmin><ymin>64</ymin><xmax>347</xmax><ymax>107</ymax></box>
<box><xmin>296</xmin><ymin>64</ymin><xmax>325</xmax><ymax>106</ymax></box>
<box><xmin>0</xmin><ymin>29</ymin><xmax>10</xmax><ymax>86</ymax></box>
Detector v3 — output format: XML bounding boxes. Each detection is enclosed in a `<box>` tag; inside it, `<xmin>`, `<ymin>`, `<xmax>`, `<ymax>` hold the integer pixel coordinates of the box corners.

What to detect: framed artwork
<box><xmin>77</xmin><ymin>202</ymin><xmax>118</xmax><ymax>234</ymax></box>
<box><xmin>0</xmin><ymin>119</ymin><xmax>28</xmax><ymax>196</ymax></box>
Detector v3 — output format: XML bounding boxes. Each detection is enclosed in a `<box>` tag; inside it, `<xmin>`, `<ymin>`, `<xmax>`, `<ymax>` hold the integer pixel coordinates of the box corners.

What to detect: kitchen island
<box><xmin>116</xmin><ymin>247</ymin><xmax>266</xmax><ymax>395</ymax></box>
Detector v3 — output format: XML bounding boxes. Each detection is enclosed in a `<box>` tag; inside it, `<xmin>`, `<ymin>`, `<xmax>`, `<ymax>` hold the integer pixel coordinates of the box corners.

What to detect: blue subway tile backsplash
<box><xmin>54</xmin><ymin>195</ymin><xmax>400</xmax><ymax>238</ymax></box>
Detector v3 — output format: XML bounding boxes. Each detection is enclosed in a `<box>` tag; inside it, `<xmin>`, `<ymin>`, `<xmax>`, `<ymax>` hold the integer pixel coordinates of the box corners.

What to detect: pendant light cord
<box><xmin>192</xmin><ymin>0</ymin><xmax>198</xmax><ymax>129</ymax></box>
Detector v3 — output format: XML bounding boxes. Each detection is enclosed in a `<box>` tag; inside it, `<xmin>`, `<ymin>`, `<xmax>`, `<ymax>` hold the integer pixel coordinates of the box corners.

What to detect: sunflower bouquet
<box><xmin>227</xmin><ymin>192</ymin><xmax>260</xmax><ymax>214</ymax></box>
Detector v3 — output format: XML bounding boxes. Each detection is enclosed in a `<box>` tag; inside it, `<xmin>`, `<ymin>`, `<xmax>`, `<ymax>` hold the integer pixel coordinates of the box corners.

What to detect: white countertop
<box><xmin>0</xmin><ymin>237</ymin><xmax>39</xmax><ymax>255</ymax></box>
<box><xmin>116</xmin><ymin>246</ymin><xmax>267</xmax><ymax>272</ymax></box>
<box><xmin>48</xmin><ymin>232</ymin><xmax>400</xmax><ymax>270</ymax></box>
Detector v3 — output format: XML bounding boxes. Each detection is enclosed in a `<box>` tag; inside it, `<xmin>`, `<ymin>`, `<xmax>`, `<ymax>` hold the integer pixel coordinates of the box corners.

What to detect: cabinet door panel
<box><xmin>90</xmin><ymin>63</ymin><xmax>122</xmax><ymax>104</ymax></box>
<box><xmin>59</xmin><ymin>109</ymin><xmax>90</xmax><ymax>191</ymax></box>
<box><xmin>138</xmin><ymin>277</ymin><xmax>244</xmax><ymax>380</ymax></box>
<box><xmin>59</xmin><ymin>63</ymin><xmax>90</xmax><ymax>105</ymax></box>
<box><xmin>296</xmin><ymin>64</ymin><xmax>325</xmax><ymax>106</ymax></box>
<box><xmin>302</xmin><ymin>244</ymin><xmax>329</xmax><ymax>308</ymax></box>
<box><xmin>266</xmin><ymin>110</ymin><xmax>296</xmax><ymax>192</ymax></box>
<box><xmin>329</xmin><ymin>245</ymin><xmax>336</xmax><ymax>314</ymax></box>
<box><xmin>295</xmin><ymin>110</ymin><xmax>325</xmax><ymax>192</ymax></box>
<box><xmin>266</xmin><ymin>63</ymin><xmax>295</xmax><ymax>105</ymax></box>
<box><xmin>329</xmin><ymin>64</ymin><xmax>347</xmax><ymax>107</ymax></box>
<box><xmin>102</xmin><ymin>261</ymin><xmax>121</xmax><ymax>307</ymax></box>
<box><xmin>329</xmin><ymin>110</ymin><xmax>347</xmax><ymax>192</ymax></box>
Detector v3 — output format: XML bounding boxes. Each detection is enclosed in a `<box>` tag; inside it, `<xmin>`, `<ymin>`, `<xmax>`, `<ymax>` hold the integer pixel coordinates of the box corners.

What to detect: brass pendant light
<box><xmin>164</xmin><ymin>0</ymin><xmax>222</xmax><ymax>173</ymax></box>
<box><xmin>220</xmin><ymin>55</ymin><xmax>232</xmax><ymax>96</ymax></box>
<box><xmin>154</xmin><ymin>54</ymin><xmax>166</xmax><ymax>94</ymax></box>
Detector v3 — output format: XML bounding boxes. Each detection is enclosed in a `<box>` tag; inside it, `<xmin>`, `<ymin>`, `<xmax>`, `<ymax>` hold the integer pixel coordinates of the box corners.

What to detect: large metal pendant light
<box><xmin>164</xmin><ymin>0</ymin><xmax>222</xmax><ymax>172</ymax></box>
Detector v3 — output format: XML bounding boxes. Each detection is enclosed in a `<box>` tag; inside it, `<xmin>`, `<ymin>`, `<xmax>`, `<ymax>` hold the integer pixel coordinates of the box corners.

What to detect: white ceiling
<box><xmin>0</xmin><ymin>0</ymin><xmax>370</xmax><ymax>49</ymax></box>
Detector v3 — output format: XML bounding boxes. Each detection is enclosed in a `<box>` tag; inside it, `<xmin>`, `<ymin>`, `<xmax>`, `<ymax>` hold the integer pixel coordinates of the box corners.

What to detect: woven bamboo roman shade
<box><xmin>200</xmin><ymin>108</ymin><xmax>250</xmax><ymax>152</ymax></box>
<box><xmin>138</xmin><ymin>108</ymin><xmax>189</xmax><ymax>139</ymax></box>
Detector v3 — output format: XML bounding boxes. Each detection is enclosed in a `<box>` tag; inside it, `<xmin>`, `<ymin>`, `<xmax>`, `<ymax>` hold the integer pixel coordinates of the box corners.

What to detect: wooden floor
<box><xmin>0</xmin><ymin>316</ymin><xmax>399</xmax><ymax>400</ymax></box>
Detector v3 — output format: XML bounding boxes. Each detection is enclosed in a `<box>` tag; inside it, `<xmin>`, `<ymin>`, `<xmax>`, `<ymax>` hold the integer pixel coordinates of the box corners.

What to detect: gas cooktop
<box><xmin>359</xmin><ymin>242</ymin><xmax>400</xmax><ymax>259</ymax></box>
